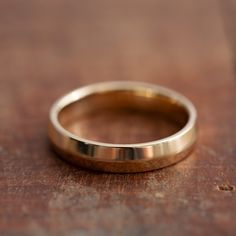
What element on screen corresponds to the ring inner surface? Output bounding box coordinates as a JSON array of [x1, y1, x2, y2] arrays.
[[58, 90, 189, 144]]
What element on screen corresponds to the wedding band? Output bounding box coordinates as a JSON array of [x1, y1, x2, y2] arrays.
[[49, 81, 197, 173]]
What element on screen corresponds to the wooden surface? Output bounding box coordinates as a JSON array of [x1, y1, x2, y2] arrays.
[[1, 0, 236, 235]]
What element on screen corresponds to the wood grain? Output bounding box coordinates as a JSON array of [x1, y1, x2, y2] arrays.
[[0, 0, 236, 235]]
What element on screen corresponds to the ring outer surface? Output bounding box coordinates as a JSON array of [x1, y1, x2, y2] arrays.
[[48, 81, 197, 173]]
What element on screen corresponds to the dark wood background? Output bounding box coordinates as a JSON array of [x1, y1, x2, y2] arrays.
[[1, 0, 236, 235]]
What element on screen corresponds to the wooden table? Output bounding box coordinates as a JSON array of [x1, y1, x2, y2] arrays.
[[1, 0, 236, 235]]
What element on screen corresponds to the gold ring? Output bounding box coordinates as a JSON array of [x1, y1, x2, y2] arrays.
[[49, 81, 197, 173]]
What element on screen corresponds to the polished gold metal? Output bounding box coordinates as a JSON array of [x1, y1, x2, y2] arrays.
[[49, 81, 197, 173]]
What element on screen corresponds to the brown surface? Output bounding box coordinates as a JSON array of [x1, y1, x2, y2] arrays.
[[0, 0, 236, 235]]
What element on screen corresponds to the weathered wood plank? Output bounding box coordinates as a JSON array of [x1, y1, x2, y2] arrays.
[[0, 0, 235, 235]]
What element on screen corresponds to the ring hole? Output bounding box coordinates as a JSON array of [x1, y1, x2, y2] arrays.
[[59, 91, 189, 144], [65, 108, 182, 144]]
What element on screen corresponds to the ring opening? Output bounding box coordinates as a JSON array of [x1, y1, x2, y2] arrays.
[[58, 90, 189, 144]]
